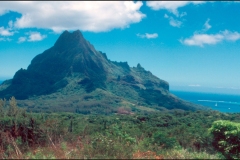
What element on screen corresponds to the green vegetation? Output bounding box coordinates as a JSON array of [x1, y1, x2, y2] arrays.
[[1, 97, 240, 159], [209, 120, 240, 159]]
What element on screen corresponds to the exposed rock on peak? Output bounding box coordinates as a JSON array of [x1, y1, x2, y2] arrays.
[[137, 63, 142, 68]]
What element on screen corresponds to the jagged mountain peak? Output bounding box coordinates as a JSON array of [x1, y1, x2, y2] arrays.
[[55, 30, 84, 42], [53, 30, 93, 53], [28, 30, 107, 74], [0, 30, 205, 113]]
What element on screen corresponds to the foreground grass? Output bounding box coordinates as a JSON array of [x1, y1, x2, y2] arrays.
[[2, 138, 223, 159]]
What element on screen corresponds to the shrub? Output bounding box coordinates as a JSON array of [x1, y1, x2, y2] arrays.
[[152, 131, 178, 150], [209, 120, 240, 159]]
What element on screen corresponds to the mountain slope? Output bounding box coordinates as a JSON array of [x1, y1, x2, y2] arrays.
[[0, 30, 206, 113]]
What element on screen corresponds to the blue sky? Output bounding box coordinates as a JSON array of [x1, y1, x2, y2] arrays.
[[0, 1, 240, 94]]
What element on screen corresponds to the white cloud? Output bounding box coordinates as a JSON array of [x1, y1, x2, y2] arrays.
[[146, 33, 158, 39], [0, 27, 14, 36], [17, 36, 26, 43], [146, 1, 204, 16], [169, 17, 182, 27], [203, 18, 211, 31], [137, 33, 158, 39], [181, 33, 224, 47], [27, 32, 46, 42], [222, 30, 240, 41], [0, 1, 145, 33], [181, 30, 240, 47], [0, 9, 8, 16], [164, 14, 182, 28], [17, 32, 46, 43]]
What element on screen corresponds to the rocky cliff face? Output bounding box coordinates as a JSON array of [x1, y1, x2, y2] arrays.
[[0, 30, 205, 113]]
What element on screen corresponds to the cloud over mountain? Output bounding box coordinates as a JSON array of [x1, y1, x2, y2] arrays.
[[0, 1, 145, 33]]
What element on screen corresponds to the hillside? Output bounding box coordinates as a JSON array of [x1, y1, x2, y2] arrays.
[[0, 30, 206, 114], [0, 99, 238, 159]]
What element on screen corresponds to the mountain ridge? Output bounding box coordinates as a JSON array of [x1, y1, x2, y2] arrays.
[[0, 30, 206, 114]]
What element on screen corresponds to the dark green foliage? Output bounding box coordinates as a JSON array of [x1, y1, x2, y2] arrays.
[[209, 120, 240, 159], [0, 98, 6, 117], [0, 69, 69, 100], [7, 97, 18, 117], [78, 77, 96, 92], [152, 131, 178, 149]]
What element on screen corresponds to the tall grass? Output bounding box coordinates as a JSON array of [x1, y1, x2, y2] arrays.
[[0, 135, 223, 159]]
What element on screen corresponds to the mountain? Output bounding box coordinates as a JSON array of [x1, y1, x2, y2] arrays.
[[0, 30, 206, 114]]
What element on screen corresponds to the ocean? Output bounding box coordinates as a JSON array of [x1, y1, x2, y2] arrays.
[[171, 90, 240, 113]]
